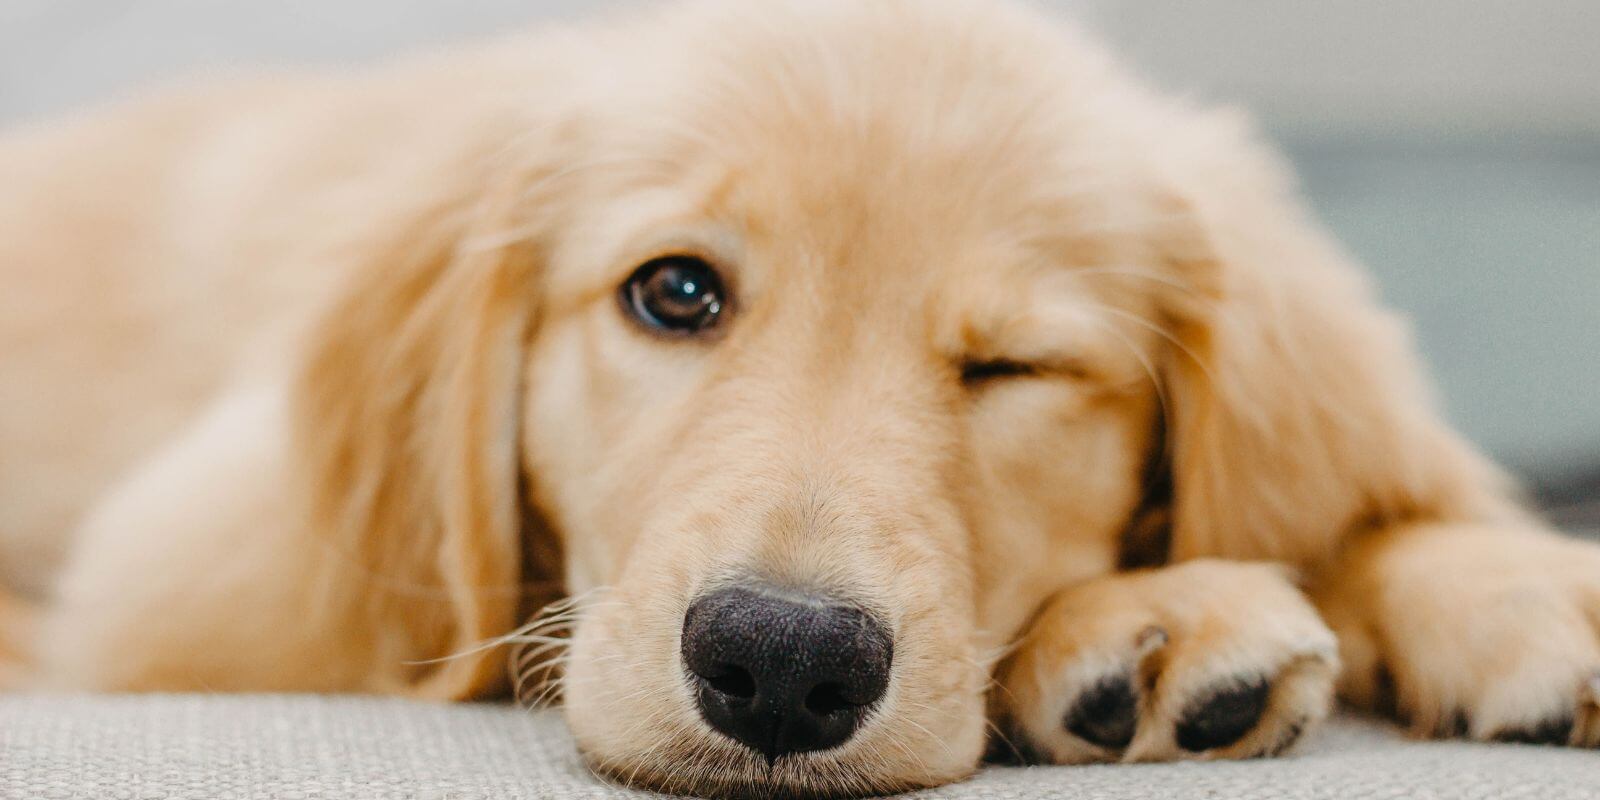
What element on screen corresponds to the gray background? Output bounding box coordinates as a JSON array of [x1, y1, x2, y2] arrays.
[[3, 0, 1597, 518]]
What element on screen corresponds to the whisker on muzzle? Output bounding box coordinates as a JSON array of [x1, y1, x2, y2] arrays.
[[402, 585, 613, 670], [499, 587, 619, 706]]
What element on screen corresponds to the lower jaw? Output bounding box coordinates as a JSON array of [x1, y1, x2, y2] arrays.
[[586, 752, 951, 800]]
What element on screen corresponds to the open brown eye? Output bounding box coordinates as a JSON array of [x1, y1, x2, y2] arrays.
[[619, 256, 729, 335], [959, 359, 1037, 384]]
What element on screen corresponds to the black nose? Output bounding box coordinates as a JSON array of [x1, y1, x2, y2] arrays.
[[681, 585, 893, 761]]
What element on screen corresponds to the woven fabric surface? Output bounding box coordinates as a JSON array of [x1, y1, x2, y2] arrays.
[[3, 693, 1596, 799]]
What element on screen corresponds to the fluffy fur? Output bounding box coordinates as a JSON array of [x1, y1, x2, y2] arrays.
[[2, 0, 1597, 796]]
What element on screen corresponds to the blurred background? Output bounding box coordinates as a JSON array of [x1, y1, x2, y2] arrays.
[[3, 0, 1596, 531]]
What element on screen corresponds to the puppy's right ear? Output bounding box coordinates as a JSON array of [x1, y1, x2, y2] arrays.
[[290, 154, 564, 699]]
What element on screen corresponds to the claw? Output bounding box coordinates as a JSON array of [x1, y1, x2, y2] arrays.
[[1134, 625, 1168, 655]]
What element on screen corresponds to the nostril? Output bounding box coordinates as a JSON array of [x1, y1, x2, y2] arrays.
[[703, 663, 756, 700], [803, 682, 852, 716]]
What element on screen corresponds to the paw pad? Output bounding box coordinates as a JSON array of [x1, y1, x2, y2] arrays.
[[1063, 672, 1138, 749], [1493, 717, 1574, 746], [1175, 677, 1271, 752]]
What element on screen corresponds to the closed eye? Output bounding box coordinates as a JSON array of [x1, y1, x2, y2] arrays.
[[959, 358, 1038, 384]]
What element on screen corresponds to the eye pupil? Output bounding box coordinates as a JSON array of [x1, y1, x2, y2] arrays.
[[621, 256, 729, 334]]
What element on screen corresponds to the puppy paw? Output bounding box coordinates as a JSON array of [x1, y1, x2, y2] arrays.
[[992, 560, 1338, 764], [1316, 524, 1600, 748]]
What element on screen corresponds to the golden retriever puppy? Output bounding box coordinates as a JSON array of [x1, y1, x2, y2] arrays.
[[3, 0, 1598, 796]]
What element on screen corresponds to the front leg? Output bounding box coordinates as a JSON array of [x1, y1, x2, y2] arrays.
[[992, 560, 1339, 764], [1312, 522, 1600, 746], [0, 590, 34, 688]]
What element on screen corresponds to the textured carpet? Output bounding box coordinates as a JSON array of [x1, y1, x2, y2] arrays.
[[4, 693, 1598, 799]]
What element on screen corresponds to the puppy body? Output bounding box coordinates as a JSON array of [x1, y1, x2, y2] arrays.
[[0, 44, 570, 692], [0, 60, 499, 591], [3, 1, 1597, 796]]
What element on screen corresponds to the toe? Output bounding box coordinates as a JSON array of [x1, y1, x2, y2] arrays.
[[1265, 716, 1309, 756], [1175, 676, 1271, 752], [1578, 674, 1600, 747]]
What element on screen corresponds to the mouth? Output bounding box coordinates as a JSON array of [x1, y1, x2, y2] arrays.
[[587, 748, 939, 800]]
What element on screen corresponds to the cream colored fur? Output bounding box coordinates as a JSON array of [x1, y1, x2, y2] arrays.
[[2, 1, 1596, 796]]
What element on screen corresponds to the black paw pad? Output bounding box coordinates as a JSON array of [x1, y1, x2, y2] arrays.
[[1175, 676, 1271, 752], [1064, 672, 1139, 749], [984, 725, 1044, 766], [1494, 717, 1574, 746], [1371, 664, 1399, 719]]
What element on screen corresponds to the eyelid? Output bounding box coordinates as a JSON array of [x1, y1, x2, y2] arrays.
[[958, 356, 1094, 385], [959, 358, 1036, 383], [613, 225, 745, 298]]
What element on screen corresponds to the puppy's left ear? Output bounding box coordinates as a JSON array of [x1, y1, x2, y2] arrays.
[[291, 170, 557, 699], [1144, 114, 1525, 568]]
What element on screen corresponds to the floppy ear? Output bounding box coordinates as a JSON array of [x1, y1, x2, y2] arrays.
[[1147, 119, 1523, 567], [290, 175, 558, 699]]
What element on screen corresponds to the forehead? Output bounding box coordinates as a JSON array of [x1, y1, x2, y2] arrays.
[[547, 0, 1167, 356]]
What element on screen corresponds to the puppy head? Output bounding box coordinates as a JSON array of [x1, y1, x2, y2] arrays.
[[522, 5, 1183, 793], [292, 0, 1503, 796]]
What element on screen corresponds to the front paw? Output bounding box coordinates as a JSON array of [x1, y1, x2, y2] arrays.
[[1316, 524, 1600, 747], [992, 560, 1339, 764]]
